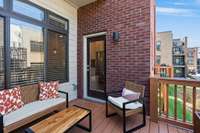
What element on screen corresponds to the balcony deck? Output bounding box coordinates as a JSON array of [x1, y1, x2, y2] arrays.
[[69, 99, 193, 133]]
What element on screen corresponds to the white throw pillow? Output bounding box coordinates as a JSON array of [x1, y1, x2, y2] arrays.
[[121, 88, 141, 101], [122, 88, 140, 96]]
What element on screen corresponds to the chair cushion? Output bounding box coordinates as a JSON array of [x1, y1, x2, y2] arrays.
[[39, 81, 59, 100], [0, 86, 24, 115], [122, 88, 141, 101], [3, 98, 65, 126], [108, 96, 142, 110]]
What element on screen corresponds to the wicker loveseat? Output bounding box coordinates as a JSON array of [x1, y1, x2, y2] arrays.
[[0, 84, 68, 133]]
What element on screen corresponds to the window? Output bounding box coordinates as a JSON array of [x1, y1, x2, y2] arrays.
[[173, 47, 184, 54], [174, 68, 185, 77], [48, 13, 68, 30], [10, 19, 44, 87], [0, 0, 3, 7], [188, 51, 193, 57], [0, 0, 69, 89], [156, 41, 161, 51], [13, 0, 44, 21], [46, 30, 67, 82], [198, 64, 200, 73], [198, 59, 200, 65], [188, 59, 193, 65], [156, 55, 161, 64], [173, 56, 184, 65], [0, 17, 4, 89], [30, 41, 43, 52], [173, 41, 178, 47]]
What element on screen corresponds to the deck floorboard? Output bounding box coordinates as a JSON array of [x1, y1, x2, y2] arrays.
[[69, 99, 193, 133]]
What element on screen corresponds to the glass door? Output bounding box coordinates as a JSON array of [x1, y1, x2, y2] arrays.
[[87, 35, 106, 99]]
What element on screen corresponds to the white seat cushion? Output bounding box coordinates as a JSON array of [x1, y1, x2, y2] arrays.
[[3, 98, 65, 126], [108, 96, 142, 110]]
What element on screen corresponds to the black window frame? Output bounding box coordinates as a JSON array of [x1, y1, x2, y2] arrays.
[[0, 0, 69, 89], [0, 15, 5, 89]]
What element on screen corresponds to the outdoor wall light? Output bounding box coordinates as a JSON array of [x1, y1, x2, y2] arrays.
[[112, 32, 120, 42]]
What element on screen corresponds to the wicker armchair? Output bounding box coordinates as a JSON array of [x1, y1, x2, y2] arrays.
[[106, 81, 146, 133]]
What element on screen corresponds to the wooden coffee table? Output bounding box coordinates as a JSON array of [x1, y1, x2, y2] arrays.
[[25, 105, 92, 133]]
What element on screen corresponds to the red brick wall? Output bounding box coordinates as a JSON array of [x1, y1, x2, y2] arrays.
[[77, 0, 155, 112]]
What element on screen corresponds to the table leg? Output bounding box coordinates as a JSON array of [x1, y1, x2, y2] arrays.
[[76, 111, 92, 132]]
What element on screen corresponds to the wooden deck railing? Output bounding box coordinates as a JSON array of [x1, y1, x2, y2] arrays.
[[150, 77, 200, 129]]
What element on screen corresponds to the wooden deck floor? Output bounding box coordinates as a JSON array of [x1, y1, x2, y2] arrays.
[[69, 99, 193, 133]]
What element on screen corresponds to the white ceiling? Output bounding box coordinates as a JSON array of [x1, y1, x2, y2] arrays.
[[65, 0, 96, 8]]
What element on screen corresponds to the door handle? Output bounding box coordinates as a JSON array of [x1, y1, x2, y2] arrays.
[[87, 65, 90, 71]]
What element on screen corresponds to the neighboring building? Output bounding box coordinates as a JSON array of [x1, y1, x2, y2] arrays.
[[197, 48, 200, 74], [156, 31, 173, 66], [173, 37, 187, 78], [155, 31, 173, 77], [185, 47, 198, 75], [154, 64, 174, 78]]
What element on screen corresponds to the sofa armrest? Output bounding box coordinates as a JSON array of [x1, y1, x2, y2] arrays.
[[0, 114, 3, 133], [58, 90, 68, 108]]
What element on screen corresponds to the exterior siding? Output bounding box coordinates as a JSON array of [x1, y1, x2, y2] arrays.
[[78, 0, 155, 112], [30, 0, 78, 100]]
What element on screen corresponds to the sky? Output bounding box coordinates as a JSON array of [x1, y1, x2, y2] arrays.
[[156, 0, 200, 47]]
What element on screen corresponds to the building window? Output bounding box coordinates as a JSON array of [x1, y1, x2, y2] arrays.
[[173, 47, 184, 55], [0, 0, 3, 7], [10, 18, 44, 87], [0, 17, 4, 89], [13, 0, 44, 21], [156, 55, 161, 64], [173, 41, 178, 47], [198, 59, 200, 65], [188, 51, 193, 57], [30, 41, 43, 52], [46, 30, 67, 82], [156, 41, 161, 51], [188, 59, 193, 65], [198, 66, 200, 74], [174, 67, 185, 77], [173, 56, 184, 65]]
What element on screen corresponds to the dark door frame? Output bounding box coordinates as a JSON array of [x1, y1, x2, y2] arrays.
[[87, 35, 106, 100]]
